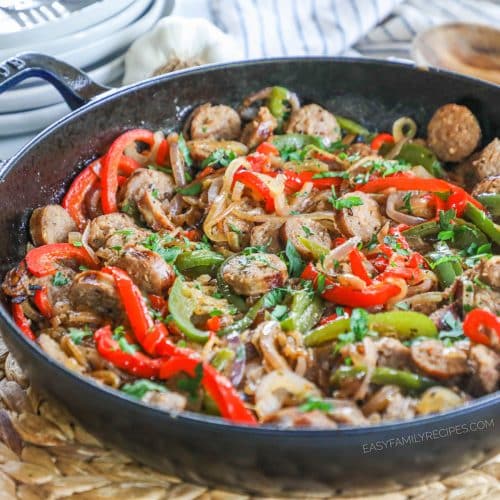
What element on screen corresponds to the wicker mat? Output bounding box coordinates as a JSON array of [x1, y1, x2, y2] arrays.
[[0, 337, 498, 500]]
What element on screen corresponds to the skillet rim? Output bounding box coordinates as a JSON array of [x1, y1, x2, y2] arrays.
[[0, 56, 499, 437]]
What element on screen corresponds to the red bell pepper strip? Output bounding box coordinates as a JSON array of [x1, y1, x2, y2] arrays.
[[445, 189, 468, 217], [463, 309, 500, 347], [155, 139, 169, 166], [349, 249, 372, 285], [159, 353, 256, 424], [256, 142, 279, 156], [196, 166, 215, 180], [301, 263, 401, 308], [62, 160, 100, 230], [206, 316, 222, 332], [33, 288, 53, 318], [148, 294, 167, 313], [25, 243, 97, 277], [94, 325, 162, 378], [102, 266, 170, 357], [246, 152, 272, 173], [233, 170, 275, 213], [319, 307, 352, 325], [101, 129, 155, 214], [118, 155, 142, 175], [11, 303, 35, 340], [359, 174, 484, 212], [370, 133, 394, 151]]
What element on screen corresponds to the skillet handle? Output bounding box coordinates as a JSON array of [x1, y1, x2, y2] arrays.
[[0, 52, 111, 110]]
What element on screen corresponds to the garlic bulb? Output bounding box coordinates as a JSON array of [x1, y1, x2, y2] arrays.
[[123, 16, 243, 85]]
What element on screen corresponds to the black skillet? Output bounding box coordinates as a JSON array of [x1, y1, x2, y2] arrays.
[[0, 53, 498, 497]]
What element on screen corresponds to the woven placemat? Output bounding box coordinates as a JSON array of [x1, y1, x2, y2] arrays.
[[0, 336, 498, 500]]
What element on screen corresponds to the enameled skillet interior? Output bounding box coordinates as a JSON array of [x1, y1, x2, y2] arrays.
[[0, 58, 498, 496]]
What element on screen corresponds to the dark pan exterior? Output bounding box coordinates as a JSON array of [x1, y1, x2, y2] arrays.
[[0, 58, 498, 496]]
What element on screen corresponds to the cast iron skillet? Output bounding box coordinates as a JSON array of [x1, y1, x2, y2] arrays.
[[0, 53, 498, 497]]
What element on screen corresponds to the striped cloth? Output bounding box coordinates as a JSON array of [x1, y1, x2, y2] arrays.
[[173, 0, 500, 60]]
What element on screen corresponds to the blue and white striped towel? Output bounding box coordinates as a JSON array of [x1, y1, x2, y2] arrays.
[[174, 0, 500, 60]]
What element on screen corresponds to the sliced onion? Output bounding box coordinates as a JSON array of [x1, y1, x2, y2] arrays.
[[323, 236, 361, 274], [167, 133, 186, 187], [385, 137, 409, 160], [227, 333, 246, 387], [354, 337, 377, 401], [223, 157, 248, 194], [124, 142, 150, 166], [150, 130, 165, 165], [81, 222, 101, 266], [290, 181, 313, 212], [392, 117, 417, 142], [386, 192, 426, 226], [337, 273, 366, 290], [385, 277, 408, 309], [257, 321, 290, 372], [411, 165, 434, 179], [207, 177, 222, 203], [268, 174, 290, 217]]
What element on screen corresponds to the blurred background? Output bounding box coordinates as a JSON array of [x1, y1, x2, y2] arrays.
[[0, 0, 498, 159]]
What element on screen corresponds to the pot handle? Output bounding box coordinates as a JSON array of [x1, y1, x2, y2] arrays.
[[0, 52, 111, 110]]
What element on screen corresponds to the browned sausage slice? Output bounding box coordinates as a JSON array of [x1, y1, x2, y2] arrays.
[[281, 218, 331, 259], [468, 344, 500, 395], [427, 104, 481, 162], [471, 175, 500, 198], [250, 222, 282, 253], [471, 139, 500, 180], [221, 253, 288, 296], [190, 103, 241, 140], [69, 270, 121, 319], [480, 256, 500, 289], [335, 191, 383, 242], [114, 245, 175, 295], [240, 106, 278, 149], [187, 140, 248, 162], [30, 205, 77, 246], [286, 104, 341, 144], [87, 213, 137, 249], [410, 339, 468, 379]]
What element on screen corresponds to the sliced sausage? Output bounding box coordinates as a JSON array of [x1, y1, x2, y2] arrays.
[[30, 205, 77, 246], [240, 106, 278, 149], [87, 213, 137, 249], [136, 191, 175, 231], [410, 339, 468, 379], [468, 344, 500, 395], [480, 256, 500, 289], [335, 191, 383, 242], [118, 168, 175, 212], [286, 104, 341, 144], [223, 214, 252, 251], [187, 140, 248, 162], [281, 218, 331, 259], [471, 175, 500, 198], [374, 337, 412, 371], [113, 245, 175, 295], [190, 103, 241, 140], [221, 253, 288, 296], [250, 222, 282, 253], [346, 142, 373, 158], [70, 270, 121, 319], [471, 139, 500, 180], [427, 104, 481, 162]]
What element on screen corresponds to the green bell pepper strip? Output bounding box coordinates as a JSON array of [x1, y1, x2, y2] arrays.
[[266, 86, 289, 127], [175, 249, 225, 278], [210, 348, 235, 371], [304, 311, 438, 347], [168, 278, 210, 344], [330, 365, 436, 392], [280, 290, 324, 333], [298, 236, 330, 261], [475, 193, 500, 218], [271, 134, 329, 152], [426, 250, 462, 289], [219, 294, 266, 337], [335, 115, 371, 137], [464, 202, 500, 245], [395, 143, 446, 178], [403, 219, 489, 249]]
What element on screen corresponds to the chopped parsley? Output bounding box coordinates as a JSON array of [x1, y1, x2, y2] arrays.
[[177, 133, 193, 167], [177, 182, 202, 196], [439, 209, 456, 231], [118, 337, 140, 354], [209, 309, 223, 317], [299, 396, 333, 413], [116, 228, 135, 240], [438, 230, 454, 241], [201, 148, 237, 168], [271, 304, 288, 320], [383, 235, 410, 256], [177, 362, 203, 401], [302, 225, 313, 237], [331, 194, 364, 211], [228, 223, 242, 235], [284, 241, 305, 277], [312, 171, 349, 180], [121, 200, 138, 217], [67, 326, 92, 345], [78, 265, 89, 272], [402, 192, 413, 214], [122, 380, 167, 399], [263, 288, 288, 308], [151, 188, 160, 199], [334, 308, 371, 353], [141, 233, 182, 264], [438, 311, 465, 345], [52, 271, 69, 287]]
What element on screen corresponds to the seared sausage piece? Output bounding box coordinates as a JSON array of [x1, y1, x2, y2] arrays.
[[410, 339, 468, 379], [190, 103, 241, 140], [480, 256, 500, 289], [221, 253, 288, 296], [468, 344, 500, 395], [471, 175, 500, 198], [87, 213, 137, 249], [286, 104, 341, 144], [250, 222, 282, 253], [70, 270, 121, 319], [240, 106, 278, 149], [281, 218, 331, 259], [30, 205, 77, 246], [113, 246, 175, 295], [471, 139, 500, 180], [374, 338, 412, 371], [346, 143, 373, 158], [187, 140, 248, 162], [119, 168, 175, 208], [335, 191, 383, 242], [427, 104, 481, 162]]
